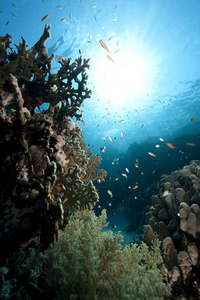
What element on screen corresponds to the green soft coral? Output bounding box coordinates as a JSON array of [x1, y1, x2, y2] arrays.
[[24, 209, 171, 299]]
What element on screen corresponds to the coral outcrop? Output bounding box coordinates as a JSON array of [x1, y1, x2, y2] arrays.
[[0, 25, 106, 264], [143, 160, 200, 299]]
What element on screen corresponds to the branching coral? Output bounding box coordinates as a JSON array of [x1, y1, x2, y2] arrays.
[[0, 26, 104, 263]]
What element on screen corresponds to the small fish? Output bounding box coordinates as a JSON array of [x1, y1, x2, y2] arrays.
[[10, 12, 16, 17], [112, 225, 117, 228], [150, 206, 155, 210], [105, 108, 110, 114], [158, 189, 162, 196], [190, 117, 194, 123], [96, 123, 100, 127], [107, 55, 115, 63], [99, 40, 111, 53], [114, 49, 120, 54], [6, 21, 9, 26], [140, 171, 144, 175], [60, 17, 66, 22], [125, 168, 129, 173], [97, 9, 102, 13], [107, 190, 113, 197], [104, 115, 109, 123], [119, 120, 125, 123], [39, 14, 49, 25], [133, 185, 138, 190], [121, 132, 123, 137], [90, 5, 96, 7], [136, 159, 139, 163], [108, 136, 113, 142], [11, 4, 17, 8], [152, 170, 155, 174], [135, 163, 139, 168], [166, 142, 175, 150], [162, 190, 169, 197], [159, 138, 164, 142], [148, 152, 156, 157], [69, 12, 72, 19], [57, 6, 63, 9], [115, 178, 119, 181], [82, 121, 85, 128], [108, 37, 113, 41], [156, 182, 159, 189], [107, 202, 112, 206], [182, 233, 188, 246], [141, 124, 145, 128], [155, 144, 160, 148], [161, 174, 168, 178], [186, 143, 195, 146], [58, 56, 64, 61], [122, 173, 128, 178], [103, 137, 106, 141], [115, 3, 119, 9]]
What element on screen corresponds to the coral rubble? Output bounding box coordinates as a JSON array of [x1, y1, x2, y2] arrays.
[[143, 160, 200, 299], [0, 25, 106, 264]]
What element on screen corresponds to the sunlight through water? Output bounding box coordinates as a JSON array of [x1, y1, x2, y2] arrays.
[[94, 51, 147, 108]]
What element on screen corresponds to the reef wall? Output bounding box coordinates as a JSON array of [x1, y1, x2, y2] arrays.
[[0, 25, 106, 264], [143, 160, 200, 299]]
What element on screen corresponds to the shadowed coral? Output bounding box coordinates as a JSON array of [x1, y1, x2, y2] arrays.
[[0, 25, 104, 262]]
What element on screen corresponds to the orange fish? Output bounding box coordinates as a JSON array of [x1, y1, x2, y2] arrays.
[[161, 174, 168, 178], [60, 17, 66, 22], [190, 117, 194, 123], [182, 233, 188, 246], [99, 39, 111, 53], [150, 206, 155, 210], [133, 185, 138, 190], [186, 143, 195, 146], [107, 55, 115, 63], [156, 182, 159, 189], [58, 56, 64, 61], [148, 152, 156, 157], [39, 14, 49, 25], [166, 142, 175, 150], [158, 189, 162, 196], [82, 121, 85, 128], [152, 170, 155, 174]]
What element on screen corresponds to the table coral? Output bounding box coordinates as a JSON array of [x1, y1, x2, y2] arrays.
[[0, 25, 105, 264]]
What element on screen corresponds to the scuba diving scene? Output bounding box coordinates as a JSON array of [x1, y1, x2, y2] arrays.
[[0, 0, 200, 299]]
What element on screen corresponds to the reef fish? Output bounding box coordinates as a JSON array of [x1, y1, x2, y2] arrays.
[[133, 185, 138, 190], [107, 190, 113, 197], [186, 142, 195, 146], [122, 173, 128, 178], [60, 18, 66, 22], [150, 206, 155, 210], [99, 39, 111, 53], [107, 55, 115, 63], [39, 14, 49, 25], [148, 152, 156, 157], [166, 142, 175, 150], [190, 117, 194, 123]]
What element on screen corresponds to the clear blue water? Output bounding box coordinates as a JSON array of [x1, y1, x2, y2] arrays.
[[1, 0, 200, 240]]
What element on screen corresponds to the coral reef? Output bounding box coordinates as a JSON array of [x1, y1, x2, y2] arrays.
[[0, 25, 106, 264], [0, 209, 171, 299], [143, 160, 200, 299]]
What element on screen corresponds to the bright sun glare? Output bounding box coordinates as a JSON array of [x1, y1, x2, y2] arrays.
[[94, 51, 147, 107]]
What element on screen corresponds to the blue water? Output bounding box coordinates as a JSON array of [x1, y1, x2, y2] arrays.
[[1, 0, 200, 241]]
